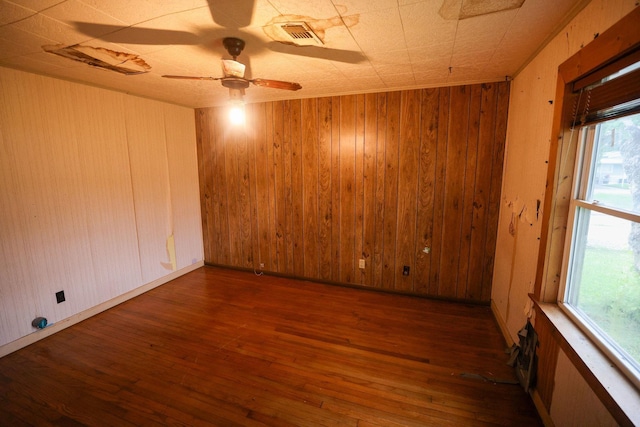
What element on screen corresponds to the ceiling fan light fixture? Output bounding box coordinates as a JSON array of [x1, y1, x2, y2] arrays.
[[228, 88, 245, 126]]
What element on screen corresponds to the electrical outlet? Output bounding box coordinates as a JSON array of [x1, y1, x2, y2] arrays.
[[259, 262, 265, 269], [402, 266, 410, 276], [358, 259, 365, 269], [56, 290, 65, 304]]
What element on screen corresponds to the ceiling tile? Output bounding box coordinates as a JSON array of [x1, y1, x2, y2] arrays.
[[0, 0, 588, 108], [76, 0, 210, 26], [332, 0, 398, 15], [399, 2, 457, 48], [379, 72, 415, 87], [11, 12, 90, 46], [267, 0, 339, 18], [347, 8, 405, 52], [0, 1, 37, 26], [8, 0, 64, 12]]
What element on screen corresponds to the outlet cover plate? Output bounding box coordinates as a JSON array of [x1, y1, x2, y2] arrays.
[[56, 290, 65, 304]]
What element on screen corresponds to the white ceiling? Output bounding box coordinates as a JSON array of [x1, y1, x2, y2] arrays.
[[0, 0, 587, 108]]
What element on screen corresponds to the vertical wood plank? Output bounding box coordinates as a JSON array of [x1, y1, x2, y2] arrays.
[[534, 310, 560, 412], [236, 122, 253, 268], [318, 97, 333, 281], [253, 103, 272, 270], [467, 83, 498, 301], [246, 104, 261, 270], [340, 95, 357, 284], [331, 96, 342, 282], [438, 85, 470, 298], [373, 93, 387, 289], [429, 88, 449, 295], [457, 84, 482, 299], [482, 81, 510, 302], [282, 100, 294, 273], [302, 98, 320, 278], [395, 90, 421, 291], [195, 110, 212, 263], [265, 102, 279, 270], [362, 93, 378, 287], [382, 91, 401, 290], [354, 94, 366, 285], [415, 88, 440, 294], [290, 99, 305, 276], [273, 101, 286, 272], [213, 107, 230, 266], [224, 120, 242, 267]]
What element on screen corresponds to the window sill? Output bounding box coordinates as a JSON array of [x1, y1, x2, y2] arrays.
[[531, 297, 640, 426]]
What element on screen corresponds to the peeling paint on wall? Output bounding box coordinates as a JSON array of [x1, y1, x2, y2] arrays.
[[161, 234, 177, 271]]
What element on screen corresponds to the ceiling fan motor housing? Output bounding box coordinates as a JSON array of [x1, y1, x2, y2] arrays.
[[221, 77, 250, 90]]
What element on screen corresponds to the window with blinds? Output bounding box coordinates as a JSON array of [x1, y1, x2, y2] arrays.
[[558, 51, 640, 387]]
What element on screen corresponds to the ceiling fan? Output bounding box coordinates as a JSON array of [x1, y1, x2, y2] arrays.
[[162, 37, 302, 94]]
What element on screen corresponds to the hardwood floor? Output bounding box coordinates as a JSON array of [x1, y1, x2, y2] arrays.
[[0, 267, 542, 426]]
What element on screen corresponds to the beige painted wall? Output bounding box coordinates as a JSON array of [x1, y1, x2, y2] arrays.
[[492, 0, 638, 424], [0, 67, 203, 349], [492, 0, 637, 343]]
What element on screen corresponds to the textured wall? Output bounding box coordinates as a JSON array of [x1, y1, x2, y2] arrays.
[[491, 0, 639, 425], [0, 67, 203, 348]]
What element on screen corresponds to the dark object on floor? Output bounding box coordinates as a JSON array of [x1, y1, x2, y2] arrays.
[[508, 320, 538, 391]]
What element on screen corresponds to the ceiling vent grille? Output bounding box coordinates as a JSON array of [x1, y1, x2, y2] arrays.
[[279, 22, 323, 46]]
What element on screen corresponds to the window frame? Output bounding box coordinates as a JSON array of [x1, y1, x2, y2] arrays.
[[557, 118, 640, 389], [531, 8, 640, 425]]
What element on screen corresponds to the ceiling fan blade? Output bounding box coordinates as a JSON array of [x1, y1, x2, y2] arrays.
[[207, 0, 255, 29], [163, 75, 222, 81], [72, 22, 200, 45], [265, 42, 367, 64], [251, 79, 302, 91]]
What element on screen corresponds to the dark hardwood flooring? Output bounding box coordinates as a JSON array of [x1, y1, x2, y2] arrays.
[[0, 266, 542, 426]]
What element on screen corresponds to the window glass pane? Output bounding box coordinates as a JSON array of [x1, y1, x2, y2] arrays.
[[568, 208, 640, 367], [588, 112, 640, 214]]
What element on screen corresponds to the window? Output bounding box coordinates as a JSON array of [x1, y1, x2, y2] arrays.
[[560, 105, 640, 387]]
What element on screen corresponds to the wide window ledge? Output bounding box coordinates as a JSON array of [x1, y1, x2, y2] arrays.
[[531, 297, 640, 426]]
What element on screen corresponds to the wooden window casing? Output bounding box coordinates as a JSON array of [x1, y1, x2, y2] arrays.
[[532, 7, 640, 427]]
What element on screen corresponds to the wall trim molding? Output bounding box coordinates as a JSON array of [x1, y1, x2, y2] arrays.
[[531, 389, 555, 427], [490, 299, 515, 347], [0, 261, 204, 358]]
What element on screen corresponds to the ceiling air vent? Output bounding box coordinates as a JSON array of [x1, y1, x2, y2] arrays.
[[278, 22, 323, 46]]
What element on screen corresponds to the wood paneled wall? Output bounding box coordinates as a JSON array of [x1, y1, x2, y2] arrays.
[[196, 82, 509, 301]]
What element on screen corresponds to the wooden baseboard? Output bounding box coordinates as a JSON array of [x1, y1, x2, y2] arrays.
[[490, 299, 515, 347], [531, 389, 555, 427], [0, 261, 204, 358]]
